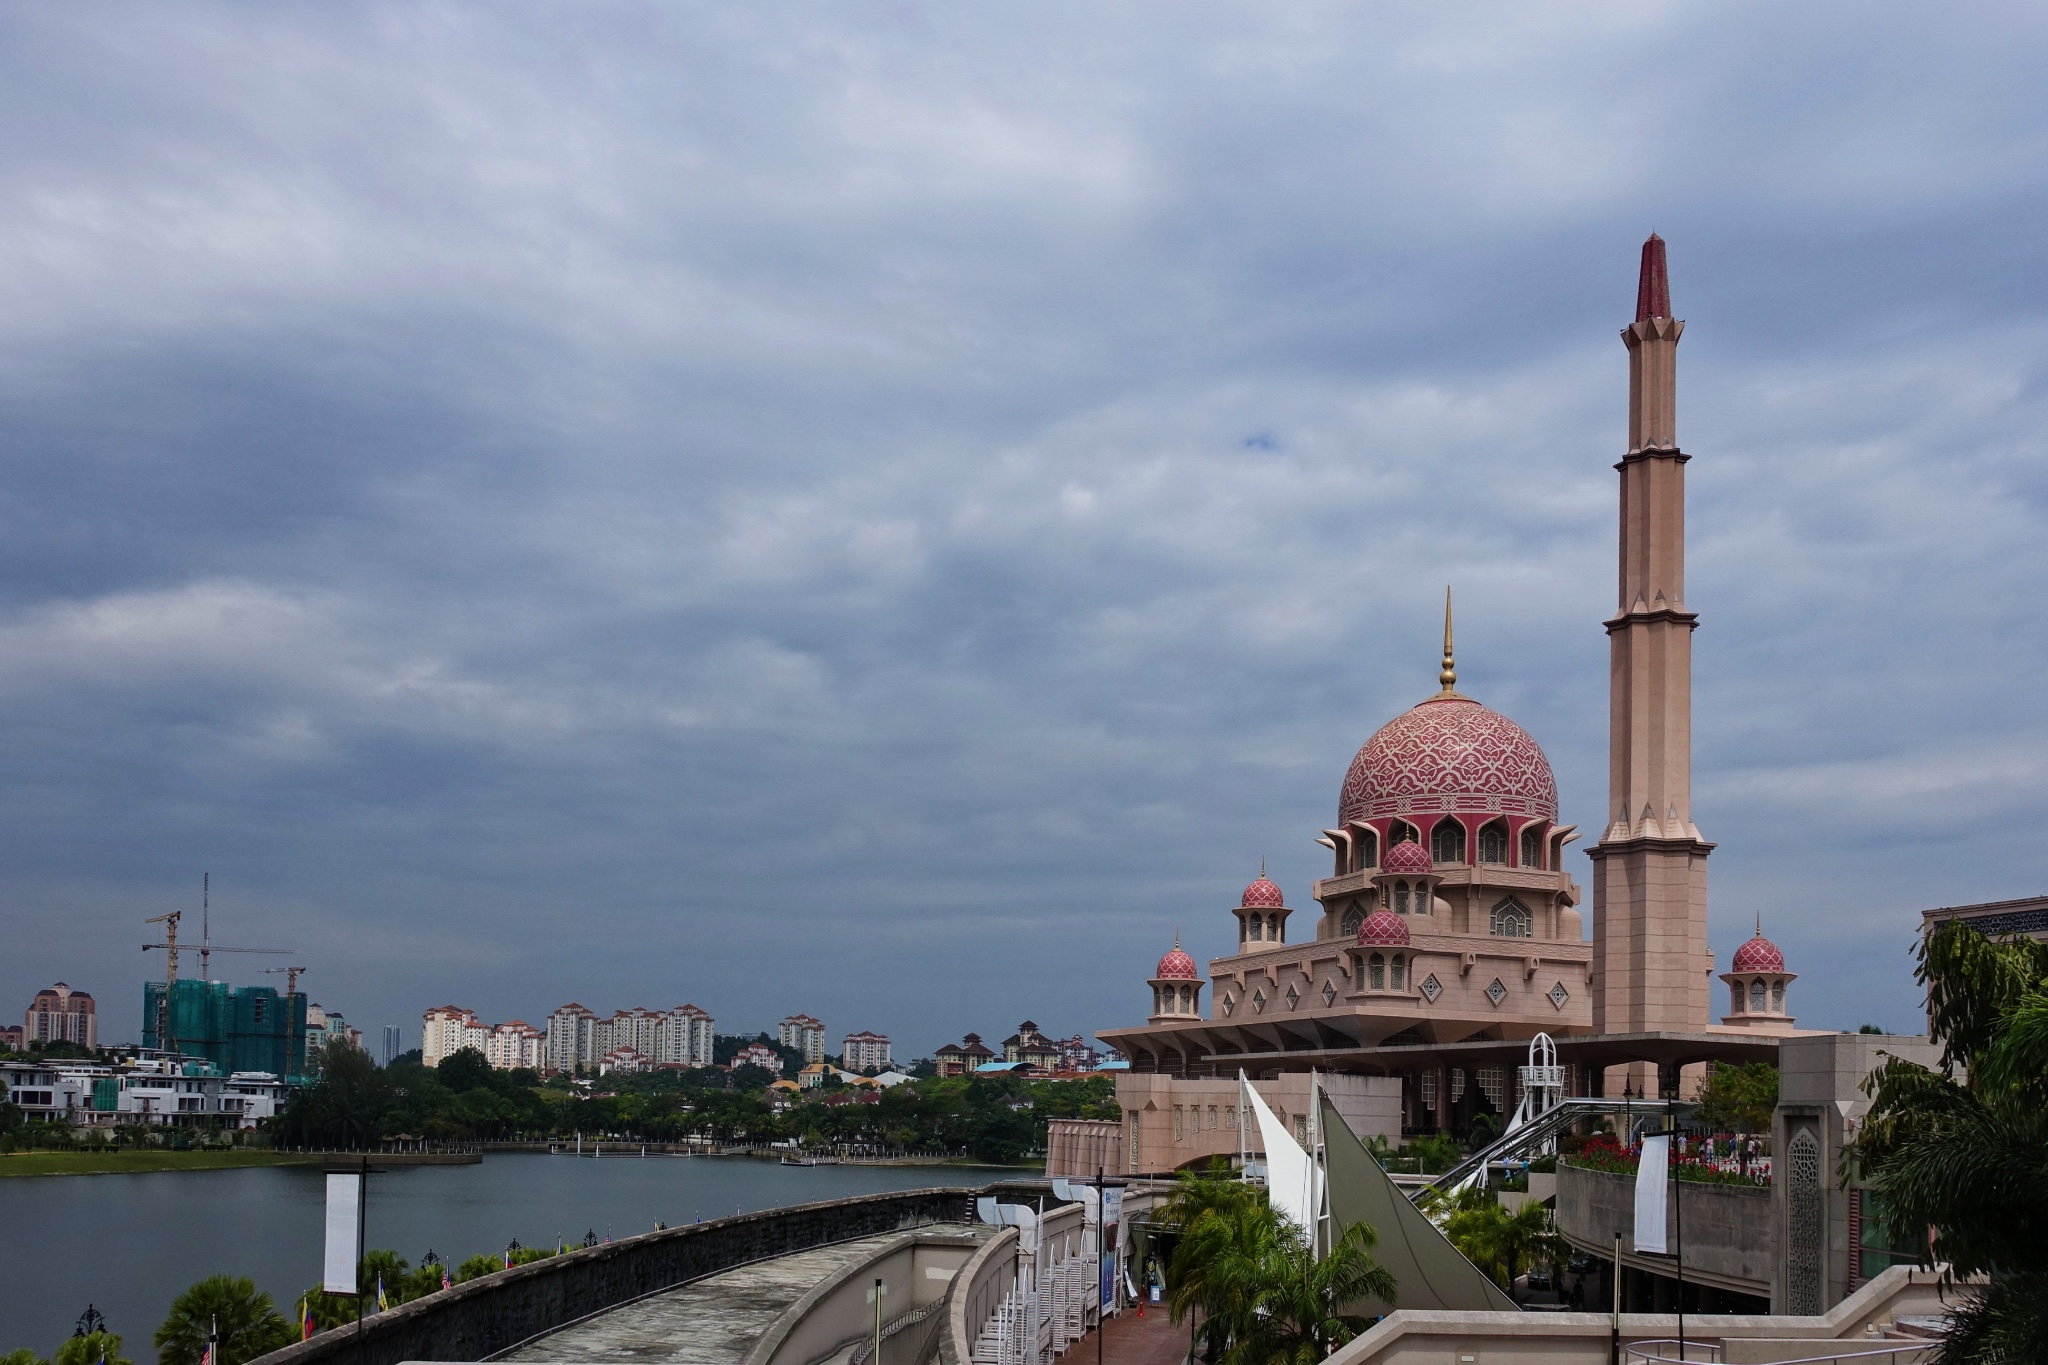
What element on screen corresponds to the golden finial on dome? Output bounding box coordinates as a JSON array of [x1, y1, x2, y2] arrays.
[[1437, 585, 1462, 697]]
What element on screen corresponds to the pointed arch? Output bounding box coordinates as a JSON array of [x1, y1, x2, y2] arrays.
[[1477, 819, 1509, 865], [1489, 898, 1532, 938], [1431, 818, 1466, 865]]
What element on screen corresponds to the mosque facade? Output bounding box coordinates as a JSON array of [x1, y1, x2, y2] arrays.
[[1098, 237, 1811, 1160]]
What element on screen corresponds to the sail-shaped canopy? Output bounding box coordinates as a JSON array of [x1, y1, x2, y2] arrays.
[[1319, 1092, 1518, 1314]]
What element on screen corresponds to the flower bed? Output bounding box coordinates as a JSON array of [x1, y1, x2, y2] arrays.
[[1560, 1134, 1768, 1187]]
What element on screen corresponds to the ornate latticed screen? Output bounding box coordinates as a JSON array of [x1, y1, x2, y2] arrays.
[[1787, 1128, 1824, 1313]]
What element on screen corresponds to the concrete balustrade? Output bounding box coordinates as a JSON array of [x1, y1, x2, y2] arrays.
[[248, 1187, 974, 1365], [739, 1229, 988, 1365]]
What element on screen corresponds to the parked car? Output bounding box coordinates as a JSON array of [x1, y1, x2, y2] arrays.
[[1566, 1251, 1598, 1275]]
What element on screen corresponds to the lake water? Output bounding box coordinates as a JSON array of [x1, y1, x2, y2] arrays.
[[0, 1154, 1003, 1363]]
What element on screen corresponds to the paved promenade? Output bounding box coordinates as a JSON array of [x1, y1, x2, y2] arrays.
[[506, 1232, 914, 1365]]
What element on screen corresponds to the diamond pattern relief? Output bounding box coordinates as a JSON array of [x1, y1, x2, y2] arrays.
[[1285, 985, 1300, 1010], [1321, 981, 1337, 1007], [1485, 977, 1507, 1006], [1549, 981, 1570, 1009], [1251, 989, 1266, 1014], [1419, 973, 1442, 1002], [1340, 697, 1558, 823]]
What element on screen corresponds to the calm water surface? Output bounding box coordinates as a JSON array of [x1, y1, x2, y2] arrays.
[[0, 1154, 1001, 1362]]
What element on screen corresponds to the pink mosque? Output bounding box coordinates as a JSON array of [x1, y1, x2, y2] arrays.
[[1096, 237, 1818, 1172]]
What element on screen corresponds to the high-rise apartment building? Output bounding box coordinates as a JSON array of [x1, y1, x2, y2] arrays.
[[841, 1030, 891, 1073], [658, 1004, 715, 1067], [25, 983, 97, 1049], [421, 1005, 488, 1067], [778, 1014, 825, 1064], [486, 1020, 545, 1071], [546, 1003, 598, 1073]]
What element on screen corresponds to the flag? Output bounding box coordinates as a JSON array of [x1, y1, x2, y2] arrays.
[[1634, 1134, 1670, 1254], [504, 1248, 513, 1269], [441, 1268, 452, 1292], [376, 1274, 388, 1313], [301, 1297, 314, 1341]]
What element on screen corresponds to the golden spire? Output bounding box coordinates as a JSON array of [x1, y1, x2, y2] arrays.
[[1437, 585, 1462, 697]]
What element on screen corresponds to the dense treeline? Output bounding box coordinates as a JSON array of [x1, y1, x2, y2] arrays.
[[276, 1044, 1118, 1162]]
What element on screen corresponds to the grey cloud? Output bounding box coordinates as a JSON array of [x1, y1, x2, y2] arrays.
[[2, 2, 2046, 1049]]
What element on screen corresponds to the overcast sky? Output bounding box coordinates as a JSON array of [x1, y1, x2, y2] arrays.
[[3, 2, 2045, 1057]]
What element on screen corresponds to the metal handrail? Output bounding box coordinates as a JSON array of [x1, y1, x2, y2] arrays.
[[1626, 1339, 1934, 1365]]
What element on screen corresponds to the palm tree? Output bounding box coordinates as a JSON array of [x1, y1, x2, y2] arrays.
[[1847, 921, 2048, 1365], [1158, 1165, 1267, 1361], [1216, 1220, 1397, 1365], [154, 1276, 295, 1365], [54, 1334, 130, 1365]]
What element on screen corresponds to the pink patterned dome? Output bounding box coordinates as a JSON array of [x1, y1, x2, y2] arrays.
[[1381, 840, 1433, 875], [1731, 934, 1785, 973], [1340, 696, 1557, 825], [1240, 876, 1284, 909], [1154, 942, 1200, 980], [1357, 908, 1411, 946]]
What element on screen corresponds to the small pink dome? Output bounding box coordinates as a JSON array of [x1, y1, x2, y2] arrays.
[[1240, 876, 1284, 909], [1357, 908, 1411, 946], [1381, 841, 1433, 875], [1155, 946, 1200, 980], [1731, 935, 1785, 973]]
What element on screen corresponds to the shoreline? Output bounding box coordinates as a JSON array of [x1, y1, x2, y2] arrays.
[[0, 1149, 320, 1178]]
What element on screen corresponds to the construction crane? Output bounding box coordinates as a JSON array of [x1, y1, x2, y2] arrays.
[[144, 881, 293, 1058], [263, 966, 308, 997]]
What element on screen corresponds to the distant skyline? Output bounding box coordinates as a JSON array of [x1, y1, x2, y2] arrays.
[[5, 4, 2048, 1056]]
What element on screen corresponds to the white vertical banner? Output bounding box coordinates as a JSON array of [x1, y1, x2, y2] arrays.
[[1633, 1135, 1669, 1255], [324, 1174, 362, 1294]]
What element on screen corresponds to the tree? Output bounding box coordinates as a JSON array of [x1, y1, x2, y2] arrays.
[[1697, 1062, 1778, 1133], [55, 1334, 130, 1365], [454, 1254, 502, 1283], [1157, 1165, 1396, 1364], [1847, 921, 2048, 1365], [434, 1048, 493, 1094], [154, 1276, 295, 1365], [1, 1350, 49, 1365]]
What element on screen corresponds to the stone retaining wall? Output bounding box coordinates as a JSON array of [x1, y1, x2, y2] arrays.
[[247, 1187, 975, 1365]]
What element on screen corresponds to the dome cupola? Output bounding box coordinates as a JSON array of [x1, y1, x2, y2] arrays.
[[1148, 933, 1205, 1022], [1720, 916, 1796, 1032], [1232, 862, 1292, 952], [1381, 841, 1432, 876], [1356, 908, 1411, 946]]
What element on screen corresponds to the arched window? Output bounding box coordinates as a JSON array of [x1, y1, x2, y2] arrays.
[[1154, 987, 1165, 1015], [1355, 958, 1367, 991], [1478, 821, 1508, 865], [1414, 884, 1432, 913], [1248, 916, 1262, 942], [1355, 828, 1378, 870], [1489, 899, 1532, 938], [1771, 980, 1785, 1012], [1391, 956, 1406, 990], [1730, 981, 1745, 1014], [1340, 905, 1365, 937], [1368, 953, 1385, 990], [1268, 915, 1281, 942], [1750, 979, 1767, 1013], [1520, 825, 1545, 869], [1432, 819, 1467, 865], [1180, 985, 1193, 1013], [1395, 882, 1410, 915]]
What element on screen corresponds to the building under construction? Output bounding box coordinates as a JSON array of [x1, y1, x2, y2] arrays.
[[142, 979, 308, 1079]]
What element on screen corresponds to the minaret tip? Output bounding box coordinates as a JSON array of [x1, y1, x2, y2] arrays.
[[1437, 585, 1461, 697], [1635, 234, 1671, 322]]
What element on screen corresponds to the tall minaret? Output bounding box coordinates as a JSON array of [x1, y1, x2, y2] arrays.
[[1589, 235, 1715, 1058]]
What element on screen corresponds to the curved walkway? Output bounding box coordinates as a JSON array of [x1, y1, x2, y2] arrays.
[[506, 1229, 980, 1365]]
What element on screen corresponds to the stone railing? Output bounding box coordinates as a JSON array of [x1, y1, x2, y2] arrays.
[[1556, 1160, 1775, 1299], [739, 1229, 987, 1365], [247, 1187, 974, 1365], [938, 1226, 1021, 1365], [1323, 1266, 1961, 1365]]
